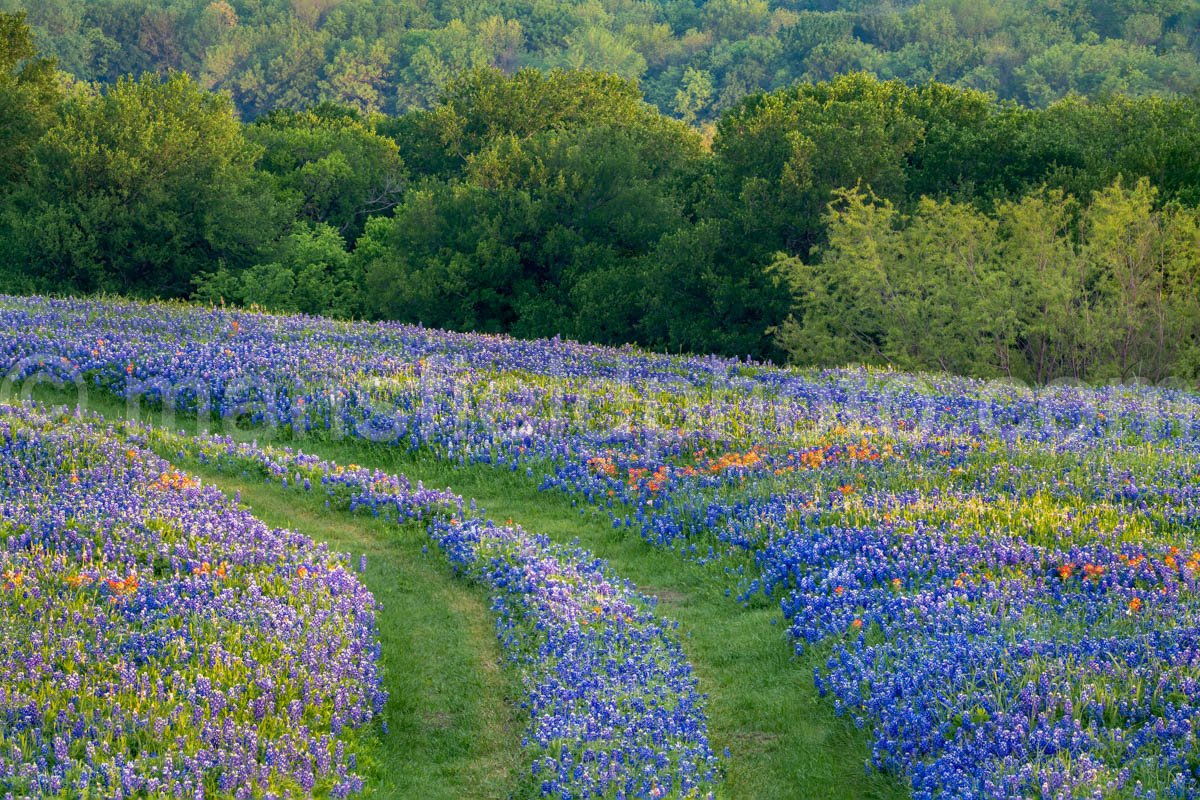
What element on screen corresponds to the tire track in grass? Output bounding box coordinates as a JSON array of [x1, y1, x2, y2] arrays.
[[304, 442, 911, 800], [42, 386, 908, 799], [183, 466, 529, 800]]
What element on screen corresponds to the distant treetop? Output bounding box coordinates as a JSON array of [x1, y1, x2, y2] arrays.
[[5, 0, 1199, 121]]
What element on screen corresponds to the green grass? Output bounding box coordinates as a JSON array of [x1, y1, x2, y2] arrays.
[[306, 440, 908, 800], [190, 466, 529, 800], [36, 389, 910, 799]]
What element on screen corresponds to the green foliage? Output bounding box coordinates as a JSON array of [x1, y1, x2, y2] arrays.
[[994, 190, 1086, 384], [249, 102, 407, 241], [4, 0, 1200, 122], [712, 72, 924, 259], [4, 11, 1200, 379], [357, 93, 703, 341], [772, 187, 897, 368], [0, 11, 62, 186], [673, 67, 714, 125], [2, 71, 288, 297], [776, 178, 1200, 382], [1081, 178, 1200, 381], [639, 218, 792, 359], [385, 67, 681, 180], [1005, 95, 1200, 206], [195, 223, 363, 317]]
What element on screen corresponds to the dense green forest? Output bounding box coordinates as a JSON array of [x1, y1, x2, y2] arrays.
[[3, 0, 1199, 120], [1, 8, 1200, 383]]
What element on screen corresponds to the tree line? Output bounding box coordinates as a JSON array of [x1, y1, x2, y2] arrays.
[[3, 0, 1199, 122], [2, 10, 1200, 383], [775, 181, 1200, 383]]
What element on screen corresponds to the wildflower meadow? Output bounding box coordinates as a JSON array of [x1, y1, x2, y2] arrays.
[[4, 295, 1200, 798]]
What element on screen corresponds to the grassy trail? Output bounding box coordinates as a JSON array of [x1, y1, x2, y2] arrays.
[[253, 438, 909, 800], [184, 465, 528, 800], [44, 389, 909, 798]]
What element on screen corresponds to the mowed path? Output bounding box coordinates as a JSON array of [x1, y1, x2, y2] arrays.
[[274, 438, 910, 800], [54, 387, 908, 799], [184, 464, 529, 800]]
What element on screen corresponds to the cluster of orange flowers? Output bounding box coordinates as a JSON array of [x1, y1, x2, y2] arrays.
[[587, 456, 618, 477], [65, 572, 93, 588], [774, 440, 897, 477], [844, 441, 882, 461], [1056, 562, 1109, 581], [644, 465, 671, 492], [154, 471, 200, 492], [296, 564, 339, 579], [1051, 550, 1200, 616], [192, 561, 229, 579], [106, 573, 139, 598], [1159, 546, 1200, 571], [1113, 548, 1200, 573], [3, 568, 24, 590], [675, 449, 765, 479], [703, 450, 762, 474], [799, 448, 827, 468], [624, 464, 673, 492], [772, 448, 826, 476]]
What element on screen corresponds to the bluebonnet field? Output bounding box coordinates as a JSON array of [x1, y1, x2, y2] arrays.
[[5, 294, 1200, 797], [0, 403, 386, 798], [0, 297, 721, 800], [135, 426, 721, 799]]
